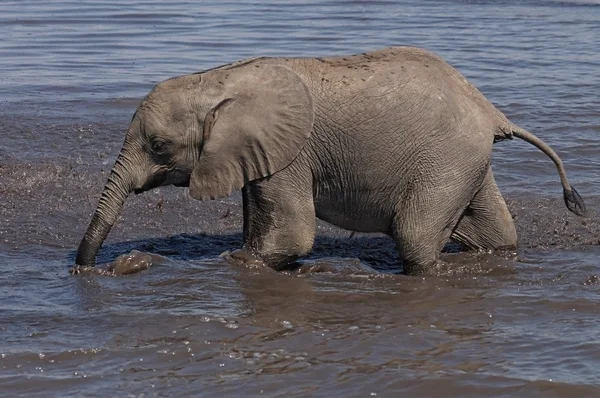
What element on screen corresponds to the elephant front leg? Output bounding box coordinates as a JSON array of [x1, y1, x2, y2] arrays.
[[450, 169, 517, 251], [237, 167, 316, 269]]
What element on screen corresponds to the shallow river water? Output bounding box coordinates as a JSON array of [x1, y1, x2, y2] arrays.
[[1, 1, 600, 397]]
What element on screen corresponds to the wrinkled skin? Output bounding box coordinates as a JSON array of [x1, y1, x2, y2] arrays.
[[74, 46, 585, 276]]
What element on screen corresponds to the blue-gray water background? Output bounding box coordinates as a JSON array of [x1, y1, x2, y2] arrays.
[[1, 1, 600, 397]]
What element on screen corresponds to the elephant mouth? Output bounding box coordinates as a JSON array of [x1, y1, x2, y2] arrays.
[[173, 177, 190, 188], [134, 173, 167, 195], [134, 173, 190, 194]]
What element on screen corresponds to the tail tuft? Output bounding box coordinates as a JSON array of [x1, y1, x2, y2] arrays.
[[563, 186, 586, 217]]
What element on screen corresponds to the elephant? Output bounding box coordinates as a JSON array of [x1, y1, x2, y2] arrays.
[[73, 46, 585, 276]]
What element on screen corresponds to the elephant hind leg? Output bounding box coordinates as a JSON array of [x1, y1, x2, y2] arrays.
[[451, 169, 517, 251], [393, 223, 452, 276], [392, 187, 471, 276]]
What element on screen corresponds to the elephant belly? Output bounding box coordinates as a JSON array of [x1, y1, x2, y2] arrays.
[[314, 194, 393, 234]]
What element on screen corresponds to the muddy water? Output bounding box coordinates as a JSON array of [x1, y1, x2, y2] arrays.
[[1, 1, 600, 396]]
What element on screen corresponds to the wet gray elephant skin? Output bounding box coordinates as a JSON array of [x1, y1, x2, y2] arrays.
[[74, 46, 585, 276]]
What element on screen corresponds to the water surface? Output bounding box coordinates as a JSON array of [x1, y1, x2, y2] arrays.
[[1, 1, 600, 396]]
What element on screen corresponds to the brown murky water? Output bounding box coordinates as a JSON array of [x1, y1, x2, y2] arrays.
[[1, 1, 600, 397]]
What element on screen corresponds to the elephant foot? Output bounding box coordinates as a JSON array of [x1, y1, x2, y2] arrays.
[[401, 262, 438, 277], [220, 249, 271, 269]]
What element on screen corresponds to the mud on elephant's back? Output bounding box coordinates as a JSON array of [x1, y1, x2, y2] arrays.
[[70, 250, 167, 276]]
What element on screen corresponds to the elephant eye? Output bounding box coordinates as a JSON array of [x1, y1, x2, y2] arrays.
[[151, 139, 168, 154]]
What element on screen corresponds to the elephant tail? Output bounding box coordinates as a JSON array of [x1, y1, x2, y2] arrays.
[[508, 124, 586, 217]]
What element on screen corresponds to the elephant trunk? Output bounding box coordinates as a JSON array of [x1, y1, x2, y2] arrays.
[[76, 154, 134, 266]]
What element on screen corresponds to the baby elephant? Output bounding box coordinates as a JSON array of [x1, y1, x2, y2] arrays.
[[74, 46, 585, 276]]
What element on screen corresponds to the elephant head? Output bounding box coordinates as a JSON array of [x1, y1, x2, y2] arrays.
[[75, 64, 314, 266]]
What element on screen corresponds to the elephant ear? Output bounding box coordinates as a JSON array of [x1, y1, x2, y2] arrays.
[[189, 64, 314, 200]]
